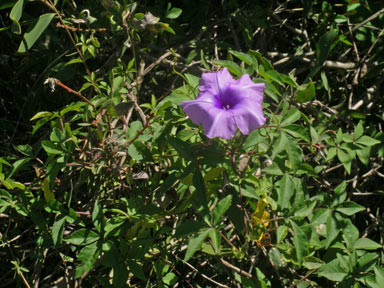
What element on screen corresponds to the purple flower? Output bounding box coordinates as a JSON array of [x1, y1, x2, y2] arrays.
[[181, 68, 266, 139]]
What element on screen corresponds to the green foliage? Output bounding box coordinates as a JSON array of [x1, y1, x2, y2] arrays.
[[1, 0, 383, 287]]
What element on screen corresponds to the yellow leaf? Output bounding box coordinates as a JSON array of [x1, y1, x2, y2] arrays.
[[251, 198, 270, 228], [42, 177, 55, 201]]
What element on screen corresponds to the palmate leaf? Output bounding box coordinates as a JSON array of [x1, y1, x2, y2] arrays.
[[64, 228, 99, 246], [353, 238, 382, 251], [336, 201, 365, 216], [75, 242, 101, 279], [209, 229, 221, 254], [337, 147, 355, 174], [52, 215, 66, 246], [326, 212, 339, 249], [277, 174, 294, 210], [356, 135, 381, 146], [280, 108, 301, 126], [294, 80, 315, 103], [290, 220, 306, 264], [168, 136, 194, 162], [306, 29, 338, 80], [212, 194, 232, 225], [184, 229, 211, 261], [317, 258, 348, 282], [192, 165, 208, 211], [271, 132, 302, 171], [229, 50, 257, 66], [212, 60, 245, 77]]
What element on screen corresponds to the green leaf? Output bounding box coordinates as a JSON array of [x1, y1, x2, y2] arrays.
[[229, 50, 257, 66], [128, 121, 143, 140], [278, 174, 294, 210], [317, 29, 338, 65], [166, 7, 182, 19], [306, 29, 338, 80], [357, 252, 379, 273], [353, 238, 381, 250], [290, 220, 306, 264], [282, 124, 309, 141], [18, 13, 55, 52], [52, 215, 66, 246], [259, 68, 283, 86], [127, 260, 147, 281], [204, 167, 226, 181], [303, 256, 324, 270], [281, 108, 301, 126], [92, 201, 105, 234], [354, 121, 364, 140], [0, 0, 18, 10], [174, 221, 206, 238], [276, 225, 288, 243], [157, 173, 178, 196], [337, 148, 354, 174], [128, 142, 143, 161], [243, 129, 264, 148], [163, 272, 178, 285], [30, 111, 53, 120], [184, 229, 210, 261], [42, 140, 64, 155], [192, 166, 208, 211], [336, 201, 365, 216], [7, 158, 31, 179], [326, 147, 337, 161], [356, 146, 371, 165], [211, 60, 244, 77], [64, 228, 100, 245], [212, 195, 232, 225], [317, 259, 348, 282], [321, 70, 329, 91], [356, 135, 381, 146], [333, 181, 347, 206], [325, 213, 339, 249], [184, 73, 200, 90], [294, 81, 315, 103], [168, 136, 193, 162], [341, 218, 359, 249], [249, 50, 273, 71], [271, 132, 288, 160], [209, 229, 221, 254], [9, 0, 24, 34], [285, 134, 302, 171], [374, 267, 384, 284], [16, 144, 33, 157], [75, 242, 101, 279]]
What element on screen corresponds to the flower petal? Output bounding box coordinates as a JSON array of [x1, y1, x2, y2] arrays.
[[232, 74, 265, 103], [228, 77, 266, 135], [231, 102, 266, 135], [181, 99, 237, 139], [198, 68, 235, 100], [181, 68, 266, 139]]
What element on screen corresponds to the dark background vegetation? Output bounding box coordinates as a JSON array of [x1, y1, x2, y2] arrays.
[[1, 0, 384, 287]]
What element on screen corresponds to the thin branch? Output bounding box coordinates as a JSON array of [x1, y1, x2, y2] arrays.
[[352, 8, 384, 32], [219, 258, 253, 278], [44, 0, 91, 76], [175, 256, 230, 288], [45, 78, 96, 111], [271, 13, 307, 39], [289, 268, 318, 288]]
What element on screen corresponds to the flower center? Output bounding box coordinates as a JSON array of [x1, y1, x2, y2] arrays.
[[223, 104, 231, 110]]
